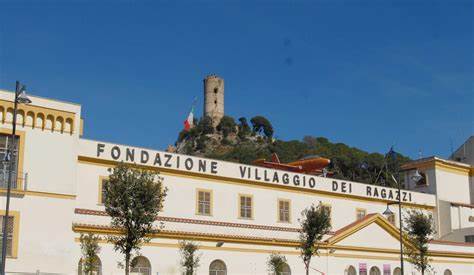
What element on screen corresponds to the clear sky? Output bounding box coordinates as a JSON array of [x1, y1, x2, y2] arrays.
[[0, 0, 472, 159]]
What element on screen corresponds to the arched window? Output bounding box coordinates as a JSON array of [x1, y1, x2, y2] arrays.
[[393, 267, 401, 275], [280, 263, 291, 275], [209, 259, 227, 275], [131, 256, 151, 275], [444, 270, 452, 275], [369, 266, 381, 275], [78, 256, 102, 275], [345, 265, 357, 275]]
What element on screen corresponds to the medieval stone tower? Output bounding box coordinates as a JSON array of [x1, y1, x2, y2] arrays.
[[203, 74, 224, 127]]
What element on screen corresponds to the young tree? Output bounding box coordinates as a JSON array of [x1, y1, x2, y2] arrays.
[[104, 163, 167, 275], [404, 210, 435, 275], [79, 233, 101, 275], [179, 240, 200, 275], [298, 203, 332, 275], [267, 252, 288, 275]]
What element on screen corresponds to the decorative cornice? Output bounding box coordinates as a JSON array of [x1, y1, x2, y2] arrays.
[[74, 208, 302, 233]]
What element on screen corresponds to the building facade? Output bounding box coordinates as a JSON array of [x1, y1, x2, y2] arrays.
[[0, 90, 472, 275]]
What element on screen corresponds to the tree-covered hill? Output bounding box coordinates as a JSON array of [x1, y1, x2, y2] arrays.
[[175, 115, 410, 187]]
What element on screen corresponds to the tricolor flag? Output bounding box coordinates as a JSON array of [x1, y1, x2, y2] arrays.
[[183, 105, 194, 131]]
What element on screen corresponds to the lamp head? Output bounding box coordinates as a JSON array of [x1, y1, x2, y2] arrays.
[[216, 241, 224, 247], [16, 85, 32, 104], [383, 205, 394, 216]]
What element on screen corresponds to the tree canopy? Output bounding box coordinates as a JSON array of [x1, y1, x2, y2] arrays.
[[103, 163, 167, 275]]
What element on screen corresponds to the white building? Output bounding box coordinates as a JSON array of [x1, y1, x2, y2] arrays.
[[0, 89, 472, 275]]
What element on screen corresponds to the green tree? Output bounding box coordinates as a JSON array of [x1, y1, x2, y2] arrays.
[[104, 163, 167, 275], [179, 240, 201, 275], [217, 116, 237, 137], [266, 252, 288, 275], [250, 116, 274, 138], [404, 210, 435, 275], [299, 203, 332, 275], [238, 117, 251, 138], [196, 116, 215, 134], [79, 233, 101, 275]]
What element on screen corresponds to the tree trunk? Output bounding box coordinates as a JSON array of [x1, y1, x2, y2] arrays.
[[305, 261, 310, 275], [125, 254, 130, 275]]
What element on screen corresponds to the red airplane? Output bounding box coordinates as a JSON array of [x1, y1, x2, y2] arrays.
[[253, 153, 332, 176]]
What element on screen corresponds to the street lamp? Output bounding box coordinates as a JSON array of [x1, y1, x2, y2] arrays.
[[382, 175, 405, 275], [382, 169, 424, 275], [1, 81, 32, 274]]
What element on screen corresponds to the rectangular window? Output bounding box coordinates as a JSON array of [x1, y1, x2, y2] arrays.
[[0, 134, 19, 189], [98, 177, 108, 205], [239, 195, 253, 219], [321, 204, 332, 221], [197, 190, 212, 216], [356, 208, 367, 220], [0, 215, 15, 257], [465, 235, 474, 243], [278, 199, 290, 223]]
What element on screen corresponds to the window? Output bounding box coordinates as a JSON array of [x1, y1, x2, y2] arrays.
[[345, 266, 356, 275], [443, 270, 452, 275], [321, 204, 332, 221], [387, 213, 396, 225], [98, 177, 108, 205], [0, 134, 19, 189], [197, 189, 212, 215], [209, 259, 227, 275], [393, 267, 401, 275], [369, 266, 381, 275], [278, 199, 290, 223], [130, 256, 151, 275], [465, 235, 474, 243], [279, 263, 291, 275], [356, 208, 367, 220], [239, 195, 253, 219], [0, 211, 19, 258], [78, 256, 102, 275]]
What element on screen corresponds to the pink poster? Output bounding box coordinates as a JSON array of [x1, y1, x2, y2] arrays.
[[359, 263, 367, 275], [383, 264, 391, 275]]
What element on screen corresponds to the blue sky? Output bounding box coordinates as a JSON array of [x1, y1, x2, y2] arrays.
[[0, 0, 472, 159]]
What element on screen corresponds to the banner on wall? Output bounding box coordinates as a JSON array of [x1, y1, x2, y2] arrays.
[[383, 264, 391, 275], [359, 263, 367, 275]]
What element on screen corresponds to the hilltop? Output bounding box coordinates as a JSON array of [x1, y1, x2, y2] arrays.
[[173, 115, 410, 187]]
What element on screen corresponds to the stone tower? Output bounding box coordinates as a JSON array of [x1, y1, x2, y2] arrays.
[[203, 74, 224, 127]]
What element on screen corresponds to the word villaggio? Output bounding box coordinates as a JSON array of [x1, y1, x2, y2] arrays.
[[96, 143, 413, 203]]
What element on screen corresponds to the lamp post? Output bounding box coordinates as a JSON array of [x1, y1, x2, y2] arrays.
[[1, 81, 31, 274], [383, 174, 404, 275]]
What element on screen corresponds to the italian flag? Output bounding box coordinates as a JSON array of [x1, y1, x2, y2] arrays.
[[183, 106, 194, 131]]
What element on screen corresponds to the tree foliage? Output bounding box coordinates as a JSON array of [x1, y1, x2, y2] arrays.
[[266, 252, 288, 275], [250, 116, 274, 138], [403, 210, 435, 275], [298, 203, 332, 275], [179, 240, 201, 275], [104, 163, 167, 275], [79, 233, 101, 275], [176, 114, 411, 186], [217, 116, 237, 137]]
